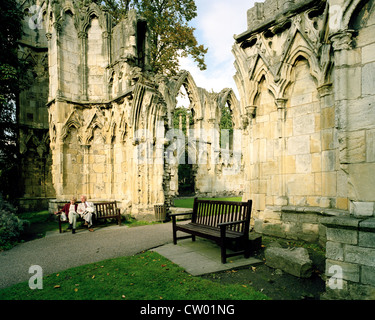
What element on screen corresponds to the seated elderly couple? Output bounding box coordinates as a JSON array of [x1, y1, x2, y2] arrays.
[[55, 195, 95, 234]]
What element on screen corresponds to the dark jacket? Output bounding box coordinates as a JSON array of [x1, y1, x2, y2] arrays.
[[59, 203, 78, 215]]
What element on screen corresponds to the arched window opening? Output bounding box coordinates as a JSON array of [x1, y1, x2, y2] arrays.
[[173, 85, 196, 196], [220, 101, 234, 152]]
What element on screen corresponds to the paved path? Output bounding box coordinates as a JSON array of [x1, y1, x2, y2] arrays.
[[0, 223, 173, 289]]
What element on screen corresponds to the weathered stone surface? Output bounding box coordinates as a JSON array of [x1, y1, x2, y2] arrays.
[[264, 246, 313, 278]]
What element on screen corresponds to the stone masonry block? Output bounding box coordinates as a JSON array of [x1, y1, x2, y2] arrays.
[[362, 265, 375, 286], [295, 154, 311, 173], [362, 62, 375, 95], [366, 129, 375, 162], [326, 241, 344, 261], [326, 259, 360, 283], [350, 201, 374, 217], [293, 114, 315, 135], [359, 231, 375, 248], [287, 135, 310, 155], [345, 245, 375, 267], [326, 228, 358, 245], [362, 43, 375, 64]]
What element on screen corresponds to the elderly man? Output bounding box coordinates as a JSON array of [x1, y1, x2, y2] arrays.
[[77, 195, 95, 232]]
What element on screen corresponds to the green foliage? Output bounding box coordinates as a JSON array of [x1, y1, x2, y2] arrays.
[[103, 0, 207, 76], [0, 0, 26, 200], [172, 107, 194, 134], [0, 0, 24, 103], [0, 195, 29, 249], [219, 104, 234, 133]]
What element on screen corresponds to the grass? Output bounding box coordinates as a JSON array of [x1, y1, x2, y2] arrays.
[[17, 210, 58, 243], [173, 197, 242, 209], [0, 251, 269, 301]]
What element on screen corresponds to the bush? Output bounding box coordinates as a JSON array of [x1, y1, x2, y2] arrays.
[[0, 194, 28, 249]]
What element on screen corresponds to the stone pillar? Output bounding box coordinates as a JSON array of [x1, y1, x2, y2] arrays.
[[329, 30, 354, 202], [78, 31, 88, 101], [276, 99, 287, 201], [82, 144, 90, 196]]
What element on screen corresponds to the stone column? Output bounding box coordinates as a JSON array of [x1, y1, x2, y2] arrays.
[[78, 31, 88, 101], [53, 22, 63, 100], [82, 144, 90, 196], [102, 30, 112, 101], [330, 30, 356, 211], [329, 30, 354, 171], [276, 99, 288, 203]]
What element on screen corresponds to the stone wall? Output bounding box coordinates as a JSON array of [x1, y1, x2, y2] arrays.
[[234, 0, 375, 299], [322, 216, 375, 300]]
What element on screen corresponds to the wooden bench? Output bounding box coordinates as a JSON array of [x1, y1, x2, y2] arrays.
[[58, 201, 121, 233], [171, 198, 253, 264]]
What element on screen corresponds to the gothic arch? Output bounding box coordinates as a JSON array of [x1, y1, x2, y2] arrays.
[[279, 45, 321, 100], [80, 3, 107, 34], [249, 63, 277, 108], [171, 70, 204, 122], [217, 89, 241, 130], [343, 0, 374, 29], [61, 110, 83, 142]]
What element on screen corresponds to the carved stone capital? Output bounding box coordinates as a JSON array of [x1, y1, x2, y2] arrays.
[[102, 31, 111, 39], [245, 105, 257, 118], [276, 99, 287, 110], [317, 83, 333, 98], [78, 31, 88, 39], [329, 30, 355, 51]]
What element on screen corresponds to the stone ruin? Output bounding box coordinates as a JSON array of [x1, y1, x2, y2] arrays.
[[17, 0, 244, 216], [17, 0, 375, 299]]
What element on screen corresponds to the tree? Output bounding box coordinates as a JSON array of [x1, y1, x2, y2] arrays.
[[103, 0, 207, 76], [0, 0, 25, 200]]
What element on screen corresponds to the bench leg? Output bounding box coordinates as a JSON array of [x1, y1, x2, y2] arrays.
[[173, 228, 177, 245], [221, 241, 227, 264], [59, 218, 62, 234], [172, 216, 178, 245], [192, 235, 196, 242], [220, 226, 227, 264]]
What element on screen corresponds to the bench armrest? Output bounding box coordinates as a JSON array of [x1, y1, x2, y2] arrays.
[[218, 220, 247, 228]]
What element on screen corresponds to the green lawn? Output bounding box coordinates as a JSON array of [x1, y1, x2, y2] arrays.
[[173, 197, 242, 209], [0, 251, 269, 300]]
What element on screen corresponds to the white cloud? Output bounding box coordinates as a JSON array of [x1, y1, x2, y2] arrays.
[[179, 0, 255, 96]]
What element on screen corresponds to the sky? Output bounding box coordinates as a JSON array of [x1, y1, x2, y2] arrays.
[[179, 0, 256, 96]]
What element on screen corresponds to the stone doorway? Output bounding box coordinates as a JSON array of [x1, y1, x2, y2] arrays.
[[178, 151, 196, 197]]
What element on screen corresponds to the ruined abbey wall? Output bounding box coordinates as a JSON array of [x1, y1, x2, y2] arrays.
[[17, 0, 244, 216], [233, 0, 375, 299], [16, 0, 375, 299]]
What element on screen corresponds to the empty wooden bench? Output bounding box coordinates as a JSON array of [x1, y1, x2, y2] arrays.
[[171, 198, 253, 264], [58, 201, 121, 233]]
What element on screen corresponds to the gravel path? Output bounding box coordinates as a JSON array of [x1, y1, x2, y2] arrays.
[[0, 224, 173, 289]]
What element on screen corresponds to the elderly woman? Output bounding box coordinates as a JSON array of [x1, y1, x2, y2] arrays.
[[55, 197, 79, 234]]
